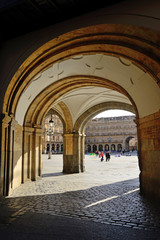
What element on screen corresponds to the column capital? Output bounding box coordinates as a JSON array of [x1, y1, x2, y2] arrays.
[[63, 133, 74, 137], [0, 113, 11, 126]]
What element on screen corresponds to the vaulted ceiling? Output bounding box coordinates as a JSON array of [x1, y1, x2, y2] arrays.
[[15, 53, 160, 126]]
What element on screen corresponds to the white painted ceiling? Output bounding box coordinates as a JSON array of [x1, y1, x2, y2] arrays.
[[53, 87, 131, 125], [15, 54, 160, 126]]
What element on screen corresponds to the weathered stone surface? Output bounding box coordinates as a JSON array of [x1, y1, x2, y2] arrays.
[[139, 111, 160, 200]]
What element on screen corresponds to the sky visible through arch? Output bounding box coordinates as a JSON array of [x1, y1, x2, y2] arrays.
[[93, 110, 135, 118]]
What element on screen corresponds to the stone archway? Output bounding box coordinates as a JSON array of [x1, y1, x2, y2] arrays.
[[93, 145, 97, 152], [21, 77, 137, 176], [99, 145, 103, 152], [111, 144, 116, 152], [87, 145, 91, 153], [1, 24, 160, 201], [73, 100, 137, 179], [105, 144, 109, 151], [125, 136, 137, 152], [117, 144, 122, 152]]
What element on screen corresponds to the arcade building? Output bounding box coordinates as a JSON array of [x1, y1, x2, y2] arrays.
[[42, 114, 137, 154], [85, 116, 137, 153]]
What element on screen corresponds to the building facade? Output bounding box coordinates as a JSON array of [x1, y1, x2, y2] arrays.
[[85, 116, 137, 153], [42, 115, 63, 154], [42, 115, 137, 154]]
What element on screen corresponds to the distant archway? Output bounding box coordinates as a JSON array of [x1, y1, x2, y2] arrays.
[[99, 145, 103, 151], [87, 145, 91, 153], [125, 136, 137, 151], [117, 144, 122, 152], [105, 144, 109, 151], [111, 144, 116, 151], [93, 145, 97, 152]]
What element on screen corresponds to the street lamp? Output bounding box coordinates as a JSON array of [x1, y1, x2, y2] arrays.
[[47, 114, 54, 159]]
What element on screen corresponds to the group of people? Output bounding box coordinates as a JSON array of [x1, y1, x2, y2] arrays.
[[95, 151, 110, 162]]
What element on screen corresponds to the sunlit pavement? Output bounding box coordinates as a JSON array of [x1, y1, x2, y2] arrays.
[[1, 154, 160, 239]]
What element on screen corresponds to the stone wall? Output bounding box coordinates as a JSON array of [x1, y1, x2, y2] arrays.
[[139, 111, 160, 200]]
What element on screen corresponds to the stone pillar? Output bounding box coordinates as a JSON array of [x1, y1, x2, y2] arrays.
[[63, 132, 81, 173], [80, 133, 85, 172], [8, 118, 21, 195], [138, 111, 160, 201], [23, 126, 34, 183], [31, 125, 43, 181], [0, 114, 22, 196], [42, 130, 46, 154], [0, 114, 11, 196]]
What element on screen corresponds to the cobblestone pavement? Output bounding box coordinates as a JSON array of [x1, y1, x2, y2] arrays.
[[2, 154, 160, 233]]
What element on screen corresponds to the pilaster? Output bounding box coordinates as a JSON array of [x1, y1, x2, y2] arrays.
[[0, 114, 11, 196]]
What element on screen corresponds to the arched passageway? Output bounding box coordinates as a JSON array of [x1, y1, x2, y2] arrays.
[[105, 145, 109, 151], [117, 144, 122, 152], [99, 145, 103, 152], [1, 24, 160, 202], [125, 136, 134, 152], [93, 145, 97, 152], [42, 113, 63, 155]]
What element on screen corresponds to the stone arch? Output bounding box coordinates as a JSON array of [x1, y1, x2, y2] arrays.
[[42, 108, 65, 155], [87, 145, 91, 153], [93, 145, 97, 152], [117, 144, 122, 152], [44, 108, 66, 132], [105, 144, 109, 151], [74, 101, 135, 134], [24, 76, 137, 127], [57, 102, 73, 134], [1, 24, 160, 200], [125, 136, 136, 151], [99, 145, 103, 151], [73, 101, 137, 178], [111, 144, 116, 151], [3, 24, 160, 117]]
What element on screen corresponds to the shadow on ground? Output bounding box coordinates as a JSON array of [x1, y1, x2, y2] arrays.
[[0, 178, 160, 239]]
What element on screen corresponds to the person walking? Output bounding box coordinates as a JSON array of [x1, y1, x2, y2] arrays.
[[106, 151, 110, 161], [100, 151, 104, 161]]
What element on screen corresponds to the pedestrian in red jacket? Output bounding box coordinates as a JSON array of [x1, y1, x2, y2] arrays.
[[100, 151, 104, 161]]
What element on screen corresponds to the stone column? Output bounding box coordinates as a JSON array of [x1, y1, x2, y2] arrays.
[[23, 126, 34, 183], [80, 133, 85, 172], [63, 132, 81, 173], [0, 114, 11, 196], [0, 114, 22, 196], [138, 112, 160, 200], [7, 118, 20, 195], [31, 125, 43, 181], [42, 130, 46, 154]]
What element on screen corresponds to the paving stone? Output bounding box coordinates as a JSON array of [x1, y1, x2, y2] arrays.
[[2, 154, 160, 233]]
